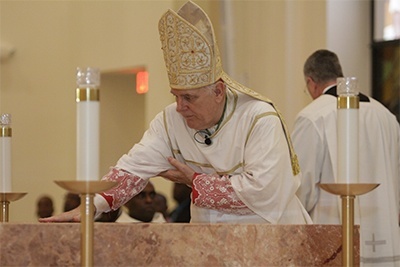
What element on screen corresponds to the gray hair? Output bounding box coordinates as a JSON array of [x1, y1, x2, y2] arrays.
[[202, 80, 224, 95], [303, 49, 344, 84]]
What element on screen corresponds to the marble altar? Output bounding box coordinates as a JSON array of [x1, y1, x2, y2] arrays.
[[0, 223, 359, 266]]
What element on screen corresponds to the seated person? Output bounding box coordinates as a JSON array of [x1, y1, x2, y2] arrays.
[[36, 195, 54, 218], [63, 193, 80, 212], [169, 183, 191, 223], [115, 181, 166, 223], [153, 192, 170, 222]]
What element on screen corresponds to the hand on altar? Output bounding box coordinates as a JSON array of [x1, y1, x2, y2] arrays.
[[158, 157, 194, 186], [38, 206, 81, 223]]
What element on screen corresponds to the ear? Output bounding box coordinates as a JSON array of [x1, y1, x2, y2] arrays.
[[307, 77, 317, 94], [306, 76, 313, 86], [213, 81, 226, 100]]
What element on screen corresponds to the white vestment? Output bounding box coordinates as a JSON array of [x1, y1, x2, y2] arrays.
[[96, 87, 311, 224], [292, 87, 400, 266], [115, 208, 166, 223]]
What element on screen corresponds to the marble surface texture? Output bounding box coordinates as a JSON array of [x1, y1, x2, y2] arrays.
[[0, 223, 359, 266]]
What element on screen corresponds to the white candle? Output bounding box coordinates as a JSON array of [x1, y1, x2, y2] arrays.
[[337, 77, 359, 184], [76, 68, 100, 181], [0, 114, 12, 192]]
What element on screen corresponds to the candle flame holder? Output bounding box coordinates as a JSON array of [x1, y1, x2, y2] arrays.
[[319, 183, 379, 267], [0, 192, 27, 222], [55, 180, 117, 267]]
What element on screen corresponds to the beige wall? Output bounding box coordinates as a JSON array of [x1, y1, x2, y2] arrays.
[[211, 0, 370, 129], [0, 1, 174, 222], [215, 1, 327, 128], [1, 0, 370, 222]]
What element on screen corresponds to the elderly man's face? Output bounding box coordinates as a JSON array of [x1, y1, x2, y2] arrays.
[[171, 81, 225, 130]]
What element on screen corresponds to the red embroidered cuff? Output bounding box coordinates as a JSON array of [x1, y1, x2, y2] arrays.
[[99, 192, 113, 208], [191, 172, 200, 203]]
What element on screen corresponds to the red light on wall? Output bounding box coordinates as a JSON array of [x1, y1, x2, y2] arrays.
[[136, 71, 149, 94]]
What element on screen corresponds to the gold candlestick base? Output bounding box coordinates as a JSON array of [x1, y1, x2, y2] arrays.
[[319, 183, 379, 267], [0, 192, 27, 222], [55, 180, 117, 267]]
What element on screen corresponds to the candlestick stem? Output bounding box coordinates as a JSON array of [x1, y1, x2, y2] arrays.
[[0, 200, 9, 222], [81, 193, 94, 267], [55, 180, 117, 267], [342, 195, 355, 266], [319, 183, 379, 267], [0, 192, 27, 222]]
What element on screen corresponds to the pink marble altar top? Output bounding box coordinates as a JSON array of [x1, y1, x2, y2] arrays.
[[0, 223, 359, 266]]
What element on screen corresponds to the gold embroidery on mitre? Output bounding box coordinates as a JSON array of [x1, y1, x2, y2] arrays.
[[158, 1, 223, 90]]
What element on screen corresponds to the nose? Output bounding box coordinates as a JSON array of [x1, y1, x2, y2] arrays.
[[176, 98, 187, 112], [144, 194, 153, 204]]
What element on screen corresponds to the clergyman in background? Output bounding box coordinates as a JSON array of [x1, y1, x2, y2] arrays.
[[291, 49, 400, 266]]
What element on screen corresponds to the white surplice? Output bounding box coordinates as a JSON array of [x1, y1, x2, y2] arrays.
[[95, 87, 311, 224], [292, 88, 400, 266], [115, 208, 166, 223]]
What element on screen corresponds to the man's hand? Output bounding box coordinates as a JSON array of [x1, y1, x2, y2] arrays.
[[158, 157, 195, 186], [38, 206, 81, 223]]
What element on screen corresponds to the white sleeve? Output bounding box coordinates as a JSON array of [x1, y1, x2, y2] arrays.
[[291, 115, 324, 212], [94, 194, 111, 218]]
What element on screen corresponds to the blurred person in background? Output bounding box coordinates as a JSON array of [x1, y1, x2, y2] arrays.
[[169, 183, 191, 223], [36, 195, 54, 219]]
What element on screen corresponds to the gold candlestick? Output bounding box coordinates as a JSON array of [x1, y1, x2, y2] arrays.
[[55, 180, 117, 267], [0, 192, 27, 222], [319, 183, 379, 267]]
